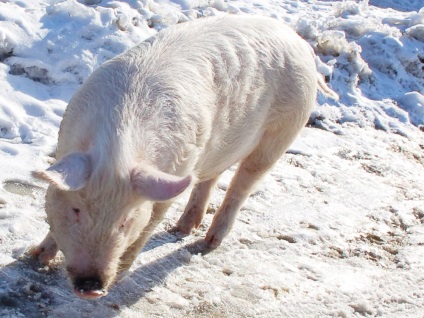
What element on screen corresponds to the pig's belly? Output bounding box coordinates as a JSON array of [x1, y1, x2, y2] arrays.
[[194, 129, 263, 182]]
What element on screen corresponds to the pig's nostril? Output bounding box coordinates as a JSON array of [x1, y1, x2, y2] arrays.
[[66, 266, 76, 275], [74, 276, 103, 292]]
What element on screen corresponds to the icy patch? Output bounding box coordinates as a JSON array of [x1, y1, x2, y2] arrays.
[[3, 180, 44, 198]]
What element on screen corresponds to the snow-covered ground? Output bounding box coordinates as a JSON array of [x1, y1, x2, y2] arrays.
[[0, 0, 423, 317]]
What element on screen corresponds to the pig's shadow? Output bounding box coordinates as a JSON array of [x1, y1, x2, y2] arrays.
[[0, 231, 211, 317], [106, 232, 211, 312], [140, 230, 183, 253], [0, 254, 74, 317]]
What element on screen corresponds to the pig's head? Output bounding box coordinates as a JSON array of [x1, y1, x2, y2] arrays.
[[37, 152, 191, 299]]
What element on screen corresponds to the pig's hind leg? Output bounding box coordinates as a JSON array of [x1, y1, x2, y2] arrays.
[[173, 176, 219, 235], [28, 231, 58, 265], [205, 126, 297, 248]]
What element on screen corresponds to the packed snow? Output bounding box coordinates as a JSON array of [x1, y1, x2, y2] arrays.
[[0, 0, 423, 317]]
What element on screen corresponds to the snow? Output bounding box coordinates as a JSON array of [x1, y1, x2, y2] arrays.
[[398, 91, 424, 126], [0, 0, 423, 317]]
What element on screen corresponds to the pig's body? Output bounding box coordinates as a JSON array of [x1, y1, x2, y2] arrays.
[[32, 15, 337, 299], [58, 16, 314, 182]]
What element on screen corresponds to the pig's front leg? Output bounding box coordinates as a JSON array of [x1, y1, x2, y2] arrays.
[[206, 128, 292, 248], [28, 231, 59, 265], [173, 176, 219, 234], [119, 202, 172, 272], [205, 162, 263, 249]]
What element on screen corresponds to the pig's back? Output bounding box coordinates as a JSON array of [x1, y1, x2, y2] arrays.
[[138, 16, 317, 179]]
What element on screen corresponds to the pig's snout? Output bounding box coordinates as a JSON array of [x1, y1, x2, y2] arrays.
[[72, 276, 107, 299], [74, 275, 103, 291], [67, 265, 109, 299]]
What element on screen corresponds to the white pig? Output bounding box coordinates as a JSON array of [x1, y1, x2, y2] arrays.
[[31, 15, 338, 299]]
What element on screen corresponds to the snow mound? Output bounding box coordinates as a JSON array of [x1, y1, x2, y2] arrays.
[[294, 0, 424, 133], [398, 91, 424, 127]]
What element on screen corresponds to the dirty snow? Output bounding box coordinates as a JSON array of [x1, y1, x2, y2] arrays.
[[0, 0, 423, 317]]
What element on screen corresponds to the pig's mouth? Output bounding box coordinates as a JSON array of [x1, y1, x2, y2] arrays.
[[72, 276, 108, 299]]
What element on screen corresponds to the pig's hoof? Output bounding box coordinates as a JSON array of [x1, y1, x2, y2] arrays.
[[167, 224, 192, 236], [27, 244, 58, 265], [175, 206, 205, 234], [205, 220, 231, 249], [204, 232, 224, 249]]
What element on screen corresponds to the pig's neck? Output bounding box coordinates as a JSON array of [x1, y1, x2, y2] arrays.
[[56, 95, 199, 180]]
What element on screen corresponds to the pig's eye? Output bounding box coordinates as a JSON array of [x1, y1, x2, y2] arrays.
[[72, 208, 80, 214], [119, 220, 126, 232]]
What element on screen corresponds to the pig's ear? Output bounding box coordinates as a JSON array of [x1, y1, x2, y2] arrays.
[[131, 167, 192, 201], [34, 153, 91, 191]]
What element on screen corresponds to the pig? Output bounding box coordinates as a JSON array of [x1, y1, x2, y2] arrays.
[[30, 15, 338, 299]]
